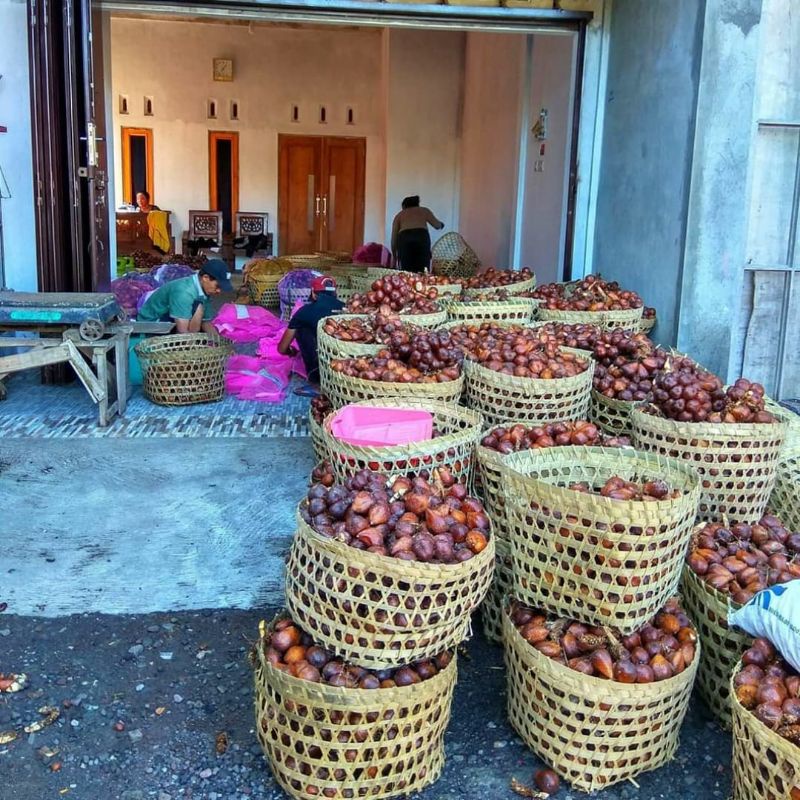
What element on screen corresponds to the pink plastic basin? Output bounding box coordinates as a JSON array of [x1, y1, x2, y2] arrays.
[[330, 406, 433, 447]]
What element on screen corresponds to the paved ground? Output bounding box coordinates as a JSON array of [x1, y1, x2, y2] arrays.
[[3, 348, 786, 798], [0, 438, 313, 615], [0, 608, 732, 800]]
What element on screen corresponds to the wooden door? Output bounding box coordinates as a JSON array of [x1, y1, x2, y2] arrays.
[[209, 131, 239, 234], [324, 138, 366, 255], [278, 135, 366, 255], [278, 135, 323, 255]]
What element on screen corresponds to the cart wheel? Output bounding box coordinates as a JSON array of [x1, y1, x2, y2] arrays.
[[79, 318, 105, 342], [116, 308, 129, 323]]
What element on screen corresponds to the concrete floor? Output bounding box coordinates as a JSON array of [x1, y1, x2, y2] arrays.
[[1, 437, 314, 616]]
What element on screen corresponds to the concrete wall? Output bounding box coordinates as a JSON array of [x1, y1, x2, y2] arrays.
[[518, 34, 576, 285], [726, 0, 798, 396], [0, 0, 37, 291], [677, 0, 764, 377], [593, 0, 705, 347], [459, 32, 525, 268], [110, 18, 387, 252], [384, 29, 465, 247]]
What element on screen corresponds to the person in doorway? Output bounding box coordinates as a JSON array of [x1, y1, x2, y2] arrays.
[[277, 276, 344, 397], [390, 195, 444, 273], [137, 258, 232, 334], [136, 191, 160, 213]]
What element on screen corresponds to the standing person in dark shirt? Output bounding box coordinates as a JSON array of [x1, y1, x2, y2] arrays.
[[277, 276, 344, 396], [390, 195, 444, 273]]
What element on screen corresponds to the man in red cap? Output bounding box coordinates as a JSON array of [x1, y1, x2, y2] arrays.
[[277, 275, 344, 396]]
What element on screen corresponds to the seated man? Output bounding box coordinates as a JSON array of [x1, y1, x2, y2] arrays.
[[278, 276, 344, 396], [137, 259, 232, 334]]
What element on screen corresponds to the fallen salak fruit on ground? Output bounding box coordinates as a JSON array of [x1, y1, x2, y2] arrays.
[[0, 672, 28, 693]]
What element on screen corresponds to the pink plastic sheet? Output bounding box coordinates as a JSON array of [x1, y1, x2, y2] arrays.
[[213, 303, 284, 343], [225, 355, 290, 402], [222, 304, 308, 402]]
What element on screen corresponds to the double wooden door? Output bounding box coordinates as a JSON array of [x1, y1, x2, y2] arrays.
[[278, 135, 366, 255]]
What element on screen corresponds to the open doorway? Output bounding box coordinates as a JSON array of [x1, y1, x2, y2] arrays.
[[102, 12, 586, 279], [209, 131, 239, 234], [120, 126, 153, 204]]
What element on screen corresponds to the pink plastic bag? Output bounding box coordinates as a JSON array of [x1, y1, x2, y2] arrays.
[[213, 303, 284, 343], [258, 333, 307, 380], [225, 355, 289, 402]]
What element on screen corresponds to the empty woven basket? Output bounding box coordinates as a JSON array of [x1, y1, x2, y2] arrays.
[[135, 333, 232, 406], [431, 233, 480, 279]]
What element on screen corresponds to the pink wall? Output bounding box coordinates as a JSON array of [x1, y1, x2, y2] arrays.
[[458, 32, 525, 269], [519, 35, 576, 284], [385, 29, 465, 246]]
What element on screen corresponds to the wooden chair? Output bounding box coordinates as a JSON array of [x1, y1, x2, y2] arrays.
[[183, 210, 223, 257], [233, 212, 272, 258]]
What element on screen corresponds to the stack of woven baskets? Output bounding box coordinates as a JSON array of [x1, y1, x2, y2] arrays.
[[254, 396, 495, 798], [257, 266, 800, 797]]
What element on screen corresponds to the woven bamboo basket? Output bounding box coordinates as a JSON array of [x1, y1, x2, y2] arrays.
[[446, 297, 539, 324], [538, 306, 644, 331], [315, 250, 353, 264], [281, 287, 312, 321], [322, 398, 483, 484], [500, 447, 701, 634], [349, 268, 411, 294], [631, 406, 788, 524], [481, 538, 513, 644], [283, 254, 328, 269], [285, 510, 495, 669], [431, 232, 480, 279], [503, 608, 699, 792], [639, 315, 656, 334], [254, 625, 456, 800], [321, 366, 464, 411], [135, 333, 232, 406], [462, 353, 594, 427], [317, 315, 385, 362], [463, 276, 536, 298], [731, 662, 800, 800], [248, 272, 282, 308], [337, 286, 357, 304], [396, 308, 446, 328], [770, 441, 800, 531], [309, 411, 329, 465], [590, 390, 641, 436], [474, 445, 520, 644], [681, 563, 750, 729], [429, 282, 464, 298]]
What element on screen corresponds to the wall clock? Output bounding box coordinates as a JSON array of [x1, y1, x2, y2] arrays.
[[213, 58, 233, 82]]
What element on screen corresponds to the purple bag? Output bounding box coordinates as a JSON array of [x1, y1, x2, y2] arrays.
[[151, 264, 193, 285]]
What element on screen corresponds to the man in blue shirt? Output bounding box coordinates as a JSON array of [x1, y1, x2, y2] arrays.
[[278, 275, 344, 396], [138, 259, 232, 333]]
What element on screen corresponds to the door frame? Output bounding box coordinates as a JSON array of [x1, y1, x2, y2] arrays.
[[208, 130, 240, 227], [121, 126, 154, 204], [35, 0, 600, 291]]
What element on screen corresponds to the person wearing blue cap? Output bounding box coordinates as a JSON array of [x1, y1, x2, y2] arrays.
[[137, 258, 232, 334]]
